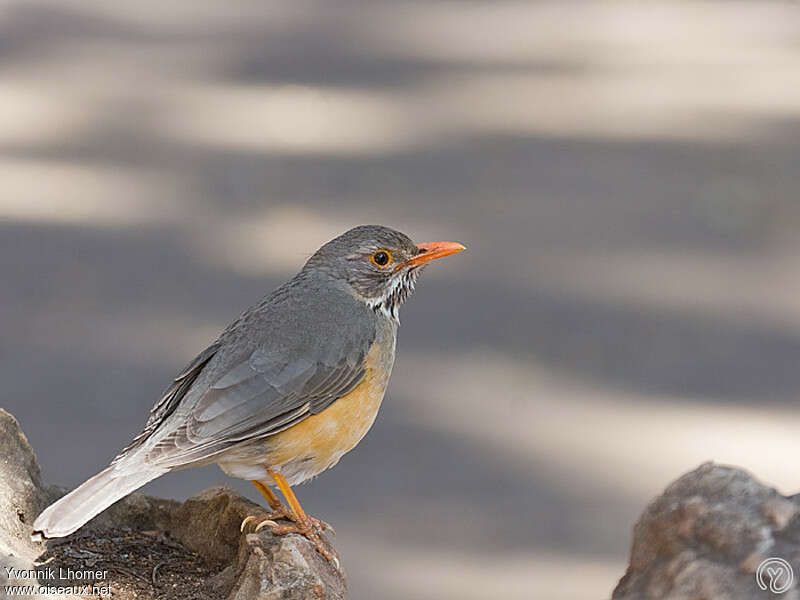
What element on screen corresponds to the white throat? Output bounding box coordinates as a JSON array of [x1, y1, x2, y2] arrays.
[[362, 269, 420, 323]]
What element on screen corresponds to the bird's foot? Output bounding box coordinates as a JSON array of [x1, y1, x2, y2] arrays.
[[246, 499, 293, 523], [240, 513, 337, 565], [292, 513, 334, 535], [263, 518, 337, 565], [240, 502, 333, 533]]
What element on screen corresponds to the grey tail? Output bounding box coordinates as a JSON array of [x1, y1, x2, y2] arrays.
[[32, 465, 166, 540]]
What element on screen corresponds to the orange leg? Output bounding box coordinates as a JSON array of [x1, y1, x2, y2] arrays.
[[240, 481, 287, 534], [267, 470, 309, 523], [266, 470, 333, 534], [250, 479, 283, 511], [260, 469, 336, 564]]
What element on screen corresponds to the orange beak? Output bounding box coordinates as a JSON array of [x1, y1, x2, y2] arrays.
[[398, 241, 466, 270]]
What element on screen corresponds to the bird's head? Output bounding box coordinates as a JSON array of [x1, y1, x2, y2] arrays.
[[304, 225, 465, 320]]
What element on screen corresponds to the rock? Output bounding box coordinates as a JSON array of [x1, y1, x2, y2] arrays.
[[0, 409, 63, 598], [0, 409, 51, 549], [172, 487, 345, 599], [225, 532, 345, 600], [613, 462, 800, 600], [0, 408, 346, 600]]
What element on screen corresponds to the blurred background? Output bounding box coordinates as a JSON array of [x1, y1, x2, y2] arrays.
[[2, 1, 800, 598]]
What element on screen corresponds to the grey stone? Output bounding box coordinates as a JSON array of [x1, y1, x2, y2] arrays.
[[0, 409, 62, 598], [614, 462, 800, 600]]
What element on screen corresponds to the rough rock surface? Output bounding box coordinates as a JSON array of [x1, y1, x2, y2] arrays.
[[0, 409, 62, 598], [614, 462, 800, 600], [0, 408, 346, 599]]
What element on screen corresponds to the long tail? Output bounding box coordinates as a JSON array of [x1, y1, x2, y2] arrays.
[[32, 465, 167, 539]]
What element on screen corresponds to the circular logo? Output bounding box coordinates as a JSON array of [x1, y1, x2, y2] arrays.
[[756, 557, 794, 595]]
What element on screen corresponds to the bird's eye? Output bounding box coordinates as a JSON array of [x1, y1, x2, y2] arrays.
[[370, 250, 392, 267]]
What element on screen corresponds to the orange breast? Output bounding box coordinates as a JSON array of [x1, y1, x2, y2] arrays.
[[264, 340, 392, 475]]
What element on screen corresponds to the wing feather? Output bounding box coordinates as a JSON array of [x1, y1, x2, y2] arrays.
[[143, 337, 370, 467], [112, 341, 221, 464]]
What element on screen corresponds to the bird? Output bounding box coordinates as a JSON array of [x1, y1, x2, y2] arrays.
[[32, 224, 465, 562]]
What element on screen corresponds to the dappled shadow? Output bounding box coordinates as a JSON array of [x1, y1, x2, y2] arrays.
[[404, 277, 800, 403], [4, 1, 800, 599]]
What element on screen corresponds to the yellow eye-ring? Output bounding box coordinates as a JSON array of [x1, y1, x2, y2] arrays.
[[370, 249, 392, 267]]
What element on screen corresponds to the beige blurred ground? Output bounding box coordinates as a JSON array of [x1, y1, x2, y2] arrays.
[[3, 2, 800, 598]]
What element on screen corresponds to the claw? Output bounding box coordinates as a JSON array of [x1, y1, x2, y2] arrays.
[[240, 515, 257, 533], [254, 519, 278, 533]]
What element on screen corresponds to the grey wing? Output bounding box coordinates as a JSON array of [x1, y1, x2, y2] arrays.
[[112, 341, 221, 464], [141, 335, 370, 468]]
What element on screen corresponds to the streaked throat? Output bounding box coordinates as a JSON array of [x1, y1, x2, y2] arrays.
[[365, 268, 422, 322]]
